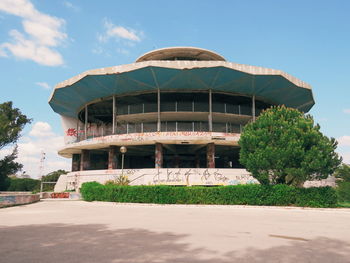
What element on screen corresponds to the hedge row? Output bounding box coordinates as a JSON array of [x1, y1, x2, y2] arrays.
[[80, 182, 337, 208], [336, 182, 350, 202]]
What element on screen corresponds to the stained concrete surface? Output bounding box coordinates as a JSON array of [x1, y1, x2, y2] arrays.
[[0, 200, 350, 263]]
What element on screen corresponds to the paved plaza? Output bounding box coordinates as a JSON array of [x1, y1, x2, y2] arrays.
[[1, 200, 350, 262]]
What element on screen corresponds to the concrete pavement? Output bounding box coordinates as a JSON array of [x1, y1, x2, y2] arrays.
[[0, 200, 350, 262]]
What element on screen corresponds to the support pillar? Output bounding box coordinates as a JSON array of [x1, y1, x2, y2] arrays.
[[72, 153, 81, 172], [155, 143, 163, 168], [174, 155, 180, 168], [208, 89, 212, 132], [206, 143, 215, 168], [252, 95, 256, 122], [112, 95, 116, 134], [84, 105, 88, 139], [195, 154, 200, 168], [80, 150, 90, 171], [108, 146, 118, 169], [157, 88, 161, 132]]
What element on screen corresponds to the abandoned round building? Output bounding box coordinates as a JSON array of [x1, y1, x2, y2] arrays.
[[50, 47, 315, 191]]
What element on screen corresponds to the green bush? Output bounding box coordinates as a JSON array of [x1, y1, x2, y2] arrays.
[[80, 182, 337, 208], [7, 178, 40, 191], [295, 186, 337, 208], [336, 182, 350, 202]]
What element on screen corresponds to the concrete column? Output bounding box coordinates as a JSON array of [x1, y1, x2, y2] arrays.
[[112, 95, 116, 134], [208, 89, 212, 132], [72, 153, 80, 172], [195, 154, 200, 168], [157, 88, 161, 132], [80, 149, 90, 171], [84, 105, 88, 140], [108, 146, 118, 169], [252, 95, 256, 122], [206, 143, 215, 168], [155, 143, 163, 168], [174, 155, 180, 168]]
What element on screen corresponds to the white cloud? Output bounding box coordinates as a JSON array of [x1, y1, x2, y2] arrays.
[[63, 1, 79, 12], [337, 136, 350, 147], [36, 81, 51, 90], [343, 109, 350, 114], [116, 48, 129, 55], [0, 0, 66, 66], [342, 152, 350, 164], [99, 20, 142, 43], [29, 121, 55, 137], [0, 121, 70, 178], [107, 26, 140, 42]]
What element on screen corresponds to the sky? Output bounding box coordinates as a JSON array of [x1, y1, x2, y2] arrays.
[[0, 0, 349, 178]]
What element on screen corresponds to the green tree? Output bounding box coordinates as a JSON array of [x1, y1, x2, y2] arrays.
[[334, 163, 350, 202], [239, 106, 342, 186], [41, 169, 68, 191], [0, 101, 31, 190], [334, 163, 350, 182]]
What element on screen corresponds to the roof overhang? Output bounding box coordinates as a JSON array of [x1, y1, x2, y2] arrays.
[[49, 60, 314, 118]]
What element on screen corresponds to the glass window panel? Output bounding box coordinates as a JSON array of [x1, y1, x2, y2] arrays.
[[212, 122, 227, 132], [144, 103, 157, 113], [143, 122, 157, 132], [240, 105, 252, 115], [166, 122, 176, 131], [194, 101, 209, 112], [226, 104, 239, 114], [177, 122, 193, 131], [127, 123, 136, 134], [194, 121, 209, 131], [177, 101, 192, 111], [117, 105, 128, 115], [161, 102, 175, 112], [231, 124, 241, 133], [212, 102, 225, 113], [116, 123, 127, 134], [129, 104, 143, 114]]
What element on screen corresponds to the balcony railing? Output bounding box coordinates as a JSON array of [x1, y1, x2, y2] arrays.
[[74, 121, 242, 143], [116, 101, 259, 116]]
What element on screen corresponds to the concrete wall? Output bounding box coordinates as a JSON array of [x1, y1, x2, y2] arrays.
[[54, 169, 337, 192], [0, 193, 40, 208], [55, 168, 258, 192]]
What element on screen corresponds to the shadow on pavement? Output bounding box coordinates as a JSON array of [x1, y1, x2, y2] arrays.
[[0, 224, 349, 263]]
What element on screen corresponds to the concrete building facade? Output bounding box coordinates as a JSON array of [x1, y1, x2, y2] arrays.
[[50, 47, 315, 191]]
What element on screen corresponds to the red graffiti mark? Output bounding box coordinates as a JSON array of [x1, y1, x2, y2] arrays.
[[50, 192, 69, 198], [66, 128, 77, 136]]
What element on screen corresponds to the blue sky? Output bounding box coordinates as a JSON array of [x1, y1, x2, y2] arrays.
[[0, 0, 349, 177]]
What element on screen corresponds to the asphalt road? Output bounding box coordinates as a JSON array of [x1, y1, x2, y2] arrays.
[[0, 200, 350, 263]]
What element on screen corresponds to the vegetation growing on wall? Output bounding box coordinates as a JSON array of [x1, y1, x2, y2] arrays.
[[239, 106, 342, 186]]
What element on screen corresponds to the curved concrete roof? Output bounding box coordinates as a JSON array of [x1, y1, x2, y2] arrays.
[[136, 46, 226, 62], [49, 51, 315, 118]]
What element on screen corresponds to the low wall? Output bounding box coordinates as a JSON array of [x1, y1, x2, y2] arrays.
[[55, 168, 258, 192], [0, 193, 40, 208]]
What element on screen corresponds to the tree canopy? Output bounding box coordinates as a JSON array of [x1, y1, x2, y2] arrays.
[[334, 163, 350, 183], [0, 101, 31, 190], [239, 106, 342, 187]]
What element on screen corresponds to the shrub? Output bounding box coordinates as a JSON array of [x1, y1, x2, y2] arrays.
[[336, 182, 350, 202], [7, 178, 40, 191], [295, 187, 337, 208], [80, 182, 337, 208]]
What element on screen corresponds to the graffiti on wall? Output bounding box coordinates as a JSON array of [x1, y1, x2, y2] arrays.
[[65, 168, 258, 190], [129, 168, 257, 186], [65, 130, 240, 144]]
